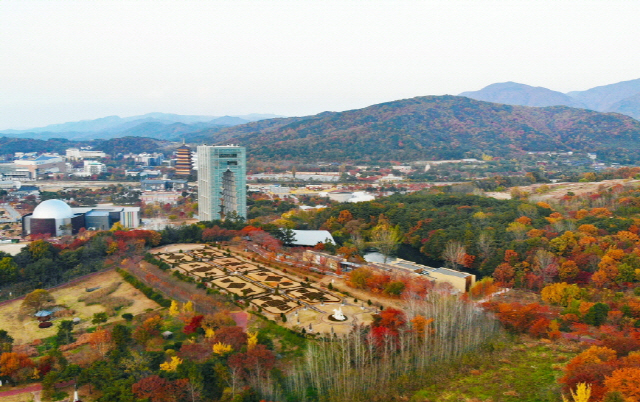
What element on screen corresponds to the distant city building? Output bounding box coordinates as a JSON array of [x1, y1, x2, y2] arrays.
[[197, 145, 246, 221], [140, 179, 188, 205], [22, 199, 140, 237], [125, 168, 162, 178], [14, 155, 67, 178], [73, 160, 107, 177], [135, 152, 164, 166], [175, 142, 193, 176], [65, 148, 107, 161], [0, 163, 32, 181], [141, 179, 188, 192]]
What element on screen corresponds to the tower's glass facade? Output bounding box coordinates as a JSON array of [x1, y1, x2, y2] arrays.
[[197, 145, 247, 221]]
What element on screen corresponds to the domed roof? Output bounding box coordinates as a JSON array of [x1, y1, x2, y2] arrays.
[[32, 199, 74, 220]]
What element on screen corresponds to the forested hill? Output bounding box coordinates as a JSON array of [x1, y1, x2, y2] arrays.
[[202, 95, 640, 162], [0, 136, 171, 156]]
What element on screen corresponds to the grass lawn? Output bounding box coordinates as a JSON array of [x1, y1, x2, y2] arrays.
[[0, 270, 160, 345], [411, 338, 580, 402]]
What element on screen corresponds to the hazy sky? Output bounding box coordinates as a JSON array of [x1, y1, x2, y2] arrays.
[[2, 0, 640, 129]]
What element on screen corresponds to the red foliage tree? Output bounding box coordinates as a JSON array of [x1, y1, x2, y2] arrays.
[[132, 375, 189, 402], [213, 326, 247, 351], [488, 302, 550, 335], [228, 344, 276, 380], [373, 308, 406, 334], [183, 315, 204, 335]]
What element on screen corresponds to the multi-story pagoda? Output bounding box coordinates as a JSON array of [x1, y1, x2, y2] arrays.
[[175, 140, 193, 176]]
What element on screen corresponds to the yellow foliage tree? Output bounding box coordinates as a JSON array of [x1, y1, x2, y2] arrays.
[[548, 320, 561, 340], [110, 221, 126, 232], [541, 282, 581, 306], [106, 242, 119, 255], [169, 300, 180, 316], [212, 342, 233, 355], [559, 260, 580, 281], [578, 224, 598, 235], [183, 301, 194, 313], [204, 326, 216, 339], [562, 382, 591, 402], [247, 332, 259, 350], [159, 356, 182, 372]]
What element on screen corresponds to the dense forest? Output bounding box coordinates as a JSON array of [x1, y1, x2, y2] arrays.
[[199, 95, 640, 162]]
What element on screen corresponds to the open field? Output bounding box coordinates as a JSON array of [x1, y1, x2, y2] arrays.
[[0, 270, 159, 344], [411, 338, 579, 402]]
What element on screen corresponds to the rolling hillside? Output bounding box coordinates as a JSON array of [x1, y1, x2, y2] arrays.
[[201, 95, 640, 162]]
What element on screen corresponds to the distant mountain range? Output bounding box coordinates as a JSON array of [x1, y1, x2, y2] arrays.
[[460, 78, 640, 120], [199, 95, 640, 163], [6, 84, 640, 164], [0, 113, 282, 141]]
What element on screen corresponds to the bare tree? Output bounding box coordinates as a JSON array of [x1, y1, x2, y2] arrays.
[[442, 240, 466, 270], [534, 249, 557, 284], [351, 233, 367, 256], [273, 291, 501, 402], [476, 232, 493, 261]]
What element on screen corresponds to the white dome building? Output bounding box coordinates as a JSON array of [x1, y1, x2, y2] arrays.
[[32, 199, 75, 220], [23, 199, 81, 237], [22, 199, 141, 237]]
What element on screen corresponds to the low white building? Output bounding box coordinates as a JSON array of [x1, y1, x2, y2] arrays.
[[66, 148, 107, 160], [74, 160, 107, 177]]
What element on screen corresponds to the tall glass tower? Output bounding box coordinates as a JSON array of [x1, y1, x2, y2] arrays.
[[197, 145, 247, 221]]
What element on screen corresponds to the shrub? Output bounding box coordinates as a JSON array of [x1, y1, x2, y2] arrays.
[[122, 313, 133, 321], [92, 312, 108, 324]]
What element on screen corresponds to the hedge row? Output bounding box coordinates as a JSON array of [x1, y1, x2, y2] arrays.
[[143, 254, 171, 271], [116, 268, 171, 307]]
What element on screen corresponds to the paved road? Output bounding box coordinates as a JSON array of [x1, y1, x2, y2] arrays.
[[0, 203, 21, 222]]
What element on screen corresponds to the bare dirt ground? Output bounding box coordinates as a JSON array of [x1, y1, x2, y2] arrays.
[[285, 304, 374, 335], [150, 243, 206, 253], [0, 270, 159, 345], [0, 242, 29, 256]]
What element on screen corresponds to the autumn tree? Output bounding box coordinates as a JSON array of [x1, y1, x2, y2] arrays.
[[541, 283, 582, 307], [371, 223, 401, 263], [20, 289, 55, 318], [132, 375, 189, 402], [212, 326, 247, 351], [0, 352, 35, 383], [347, 267, 373, 289], [89, 328, 113, 358], [604, 367, 640, 400], [133, 315, 163, 346], [228, 344, 276, 381]]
